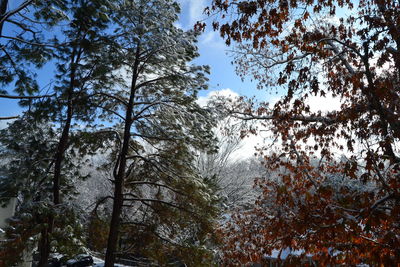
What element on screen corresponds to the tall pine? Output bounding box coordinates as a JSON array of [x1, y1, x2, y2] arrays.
[[94, 0, 219, 265], [0, 0, 116, 265]]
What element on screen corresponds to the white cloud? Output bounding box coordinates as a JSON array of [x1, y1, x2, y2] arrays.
[[188, 0, 207, 26], [197, 88, 239, 107], [197, 90, 342, 160], [306, 93, 341, 113], [0, 120, 10, 130], [200, 30, 226, 50], [231, 131, 266, 161], [197, 88, 267, 160]]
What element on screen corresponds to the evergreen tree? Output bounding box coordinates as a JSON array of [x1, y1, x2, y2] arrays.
[[0, 0, 116, 265], [0, 117, 85, 265], [1, 1, 221, 265], [89, 0, 219, 265], [0, 0, 68, 113], [32, 0, 115, 264]]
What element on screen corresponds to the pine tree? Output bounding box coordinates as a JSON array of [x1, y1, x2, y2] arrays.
[[0, 0, 116, 265], [0, 0, 68, 118], [90, 0, 218, 265], [32, 1, 117, 264], [0, 117, 85, 265]]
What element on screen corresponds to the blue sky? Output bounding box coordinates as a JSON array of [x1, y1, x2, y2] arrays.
[[176, 0, 268, 98], [0, 0, 268, 125]]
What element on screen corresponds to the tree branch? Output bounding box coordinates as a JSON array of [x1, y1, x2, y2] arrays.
[[0, 115, 19, 120], [0, 0, 33, 29], [0, 93, 54, 99]]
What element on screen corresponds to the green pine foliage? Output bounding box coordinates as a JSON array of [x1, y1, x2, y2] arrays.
[[0, 117, 86, 265], [0, 0, 221, 265], [93, 1, 220, 265], [0, 0, 68, 98]]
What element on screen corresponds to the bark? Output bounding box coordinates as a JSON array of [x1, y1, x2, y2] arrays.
[[0, 0, 8, 36], [37, 223, 51, 267], [104, 43, 141, 267], [37, 47, 78, 267]]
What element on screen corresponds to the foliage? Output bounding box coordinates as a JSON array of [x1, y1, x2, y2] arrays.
[[0, 118, 56, 202], [206, 0, 400, 265], [87, 212, 109, 252], [0, 117, 86, 265], [0, 0, 68, 98], [1, 0, 117, 264], [73, 0, 220, 265]]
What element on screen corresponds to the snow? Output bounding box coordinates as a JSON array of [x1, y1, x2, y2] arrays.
[[92, 257, 130, 267]]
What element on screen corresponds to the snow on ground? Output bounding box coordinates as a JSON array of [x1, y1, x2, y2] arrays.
[[92, 257, 130, 267]]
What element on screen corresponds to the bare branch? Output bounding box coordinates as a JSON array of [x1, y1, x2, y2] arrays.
[[0, 115, 19, 120], [0, 93, 54, 99], [231, 110, 336, 124], [0, 0, 33, 30], [125, 181, 186, 196]]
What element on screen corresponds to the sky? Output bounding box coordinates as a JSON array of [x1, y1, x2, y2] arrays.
[[176, 0, 271, 158], [176, 0, 345, 158], [0, 0, 342, 156], [176, 0, 265, 98], [0, 0, 263, 123], [1, 0, 342, 156]]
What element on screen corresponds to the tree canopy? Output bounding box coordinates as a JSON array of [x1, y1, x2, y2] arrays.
[[0, 0, 220, 266], [2, 0, 399, 266], [204, 0, 400, 265]]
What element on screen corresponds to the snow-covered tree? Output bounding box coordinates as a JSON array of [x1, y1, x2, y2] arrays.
[[0, 117, 86, 265], [0, 0, 117, 265], [0, 0, 69, 120], [196, 111, 262, 209], [82, 1, 219, 265]]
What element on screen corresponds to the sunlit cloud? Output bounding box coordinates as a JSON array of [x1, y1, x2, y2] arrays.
[[200, 30, 226, 50], [197, 88, 239, 107], [177, 0, 207, 28], [197, 88, 265, 159]]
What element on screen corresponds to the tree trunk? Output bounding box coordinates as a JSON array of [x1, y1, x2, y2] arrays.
[[37, 48, 77, 267], [37, 222, 51, 267], [104, 43, 141, 267], [0, 0, 8, 36]]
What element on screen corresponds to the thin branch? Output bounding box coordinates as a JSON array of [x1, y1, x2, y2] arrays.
[[0, 35, 58, 47], [93, 92, 128, 106], [135, 74, 176, 91], [0, 93, 54, 99], [0, 115, 19, 120], [370, 193, 395, 212], [125, 181, 186, 196], [123, 196, 196, 216], [94, 104, 126, 121], [6, 18, 37, 34], [231, 110, 336, 124], [0, 0, 33, 26], [90, 195, 114, 219], [288, 136, 318, 188]]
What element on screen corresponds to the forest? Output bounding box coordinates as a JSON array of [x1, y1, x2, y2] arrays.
[[0, 0, 399, 266]]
